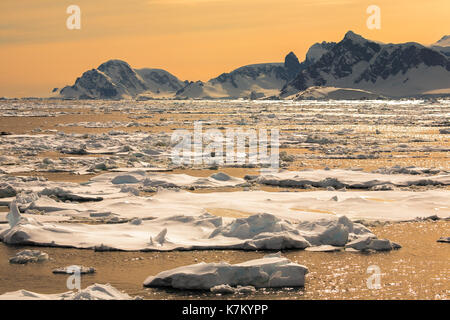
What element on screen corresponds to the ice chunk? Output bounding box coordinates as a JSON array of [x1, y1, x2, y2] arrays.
[[210, 172, 231, 181], [437, 237, 450, 243], [255, 169, 450, 189], [111, 174, 141, 184], [6, 200, 21, 228], [0, 284, 137, 300], [0, 184, 16, 198], [9, 250, 49, 264], [40, 187, 103, 202], [345, 235, 401, 251], [16, 191, 39, 205], [305, 245, 342, 252], [52, 265, 96, 274], [120, 185, 140, 196], [297, 215, 355, 247], [214, 213, 293, 239], [210, 284, 256, 294], [209, 213, 310, 250], [144, 253, 308, 290], [151, 228, 168, 246], [210, 284, 236, 294], [129, 218, 142, 225]]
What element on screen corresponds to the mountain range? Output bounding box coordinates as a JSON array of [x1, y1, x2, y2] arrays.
[[58, 31, 450, 100]]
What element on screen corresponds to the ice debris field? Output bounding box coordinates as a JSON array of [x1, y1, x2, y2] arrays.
[[1, 169, 448, 252], [0, 99, 448, 299]]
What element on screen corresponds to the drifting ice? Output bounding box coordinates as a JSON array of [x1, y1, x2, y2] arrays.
[[9, 250, 49, 264], [143, 252, 308, 290], [0, 284, 137, 300]]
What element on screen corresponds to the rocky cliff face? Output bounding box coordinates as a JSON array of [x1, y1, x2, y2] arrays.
[[59, 32, 450, 100], [281, 31, 450, 98]]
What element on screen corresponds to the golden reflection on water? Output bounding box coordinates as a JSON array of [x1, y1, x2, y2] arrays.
[[0, 220, 448, 300]]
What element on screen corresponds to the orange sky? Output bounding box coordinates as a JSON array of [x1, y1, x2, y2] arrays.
[[0, 0, 449, 97]]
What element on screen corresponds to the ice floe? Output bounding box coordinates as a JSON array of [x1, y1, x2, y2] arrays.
[[9, 250, 49, 264], [0, 284, 137, 300], [437, 237, 450, 243], [210, 284, 256, 294], [252, 169, 450, 189], [0, 170, 448, 252], [344, 235, 401, 252], [91, 171, 246, 189], [143, 252, 308, 290], [52, 265, 96, 274], [0, 201, 397, 252]]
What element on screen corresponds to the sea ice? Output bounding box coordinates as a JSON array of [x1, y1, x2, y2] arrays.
[[1, 171, 447, 252], [210, 284, 256, 294], [9, 249, 49, 264], [52, 265, 96, 274], [6, 200, 21, 227], [254, 169, 449, 189], [0, 284, 137, 300], [345, 235, 401, 251], [1, 206, 396, 252], [0, 184, 16, 198], [143, 252, 308, 290], [437, 237, 450, 243]]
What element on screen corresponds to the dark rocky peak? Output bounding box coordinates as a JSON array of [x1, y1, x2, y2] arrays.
[[284, 52, 302, 79], [284, 52, 300, 70]]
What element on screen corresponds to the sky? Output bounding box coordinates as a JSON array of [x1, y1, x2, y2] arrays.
[[0, 0, 449, 97]]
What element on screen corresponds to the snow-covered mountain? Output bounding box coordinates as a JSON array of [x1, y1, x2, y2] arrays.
[[281, 31, 450, 98], [431, 35, 450, 57], [434, 35, 450, 47], [305, 41, 336, 64], [135, 68, 185, 95], [60, 60, 184, 99], [59, 32, 450, 100], [175, 52, 304, 99]]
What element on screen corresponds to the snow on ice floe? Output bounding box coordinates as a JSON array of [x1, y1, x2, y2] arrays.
[[0, 171, 246, 202], [9, 249, 49, 264], [2, 168, 448, 207], [143, 252, 308, 290], [344, 235, 401, 251], [0, 284, 138, 300], [90, 171, 246, 189], [0, 201, 396, 252], [252, 169, 450, 189], [0, 131, 172, 174], [210, 284, 256, 294], [0, 170, 448, 252]]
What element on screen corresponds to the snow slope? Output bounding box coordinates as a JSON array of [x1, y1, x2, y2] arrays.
[[60, 60, 185, 99], [433, 35, 450, 47], [431, 35, 450, 58], [135, 68, 185, 98], [282, 31, 450, 98], [176, 52, 303, 99], [57, 32, 450, 100]]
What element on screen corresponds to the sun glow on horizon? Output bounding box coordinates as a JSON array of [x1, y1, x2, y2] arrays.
[[0, 0, 449, 97]]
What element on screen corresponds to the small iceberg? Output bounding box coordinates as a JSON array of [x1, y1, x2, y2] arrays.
[[143, 252, 308, 290]]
